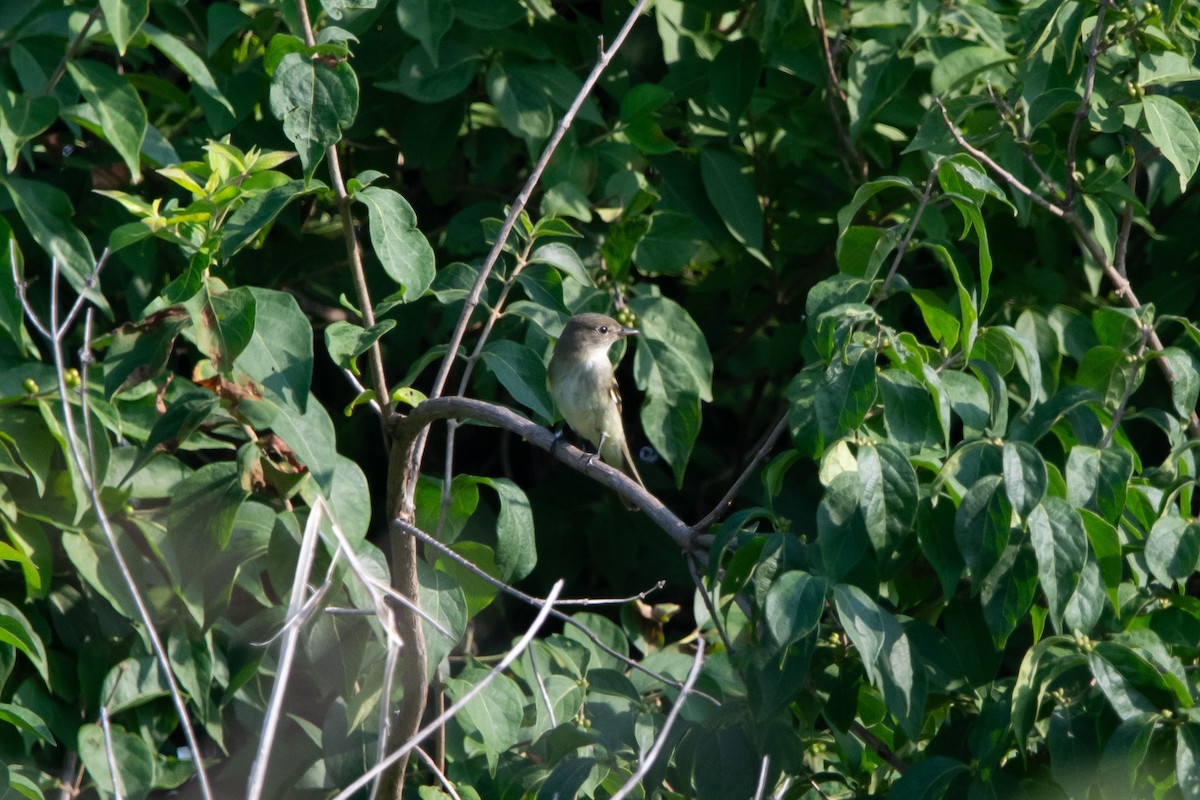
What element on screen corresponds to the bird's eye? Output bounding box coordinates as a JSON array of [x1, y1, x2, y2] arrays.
[[598, 325, 609, 334]]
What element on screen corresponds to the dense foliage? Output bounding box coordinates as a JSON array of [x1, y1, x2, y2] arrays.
[[3, 0, 1200, 797]]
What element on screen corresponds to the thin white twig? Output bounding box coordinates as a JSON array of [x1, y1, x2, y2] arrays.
[[608, 640, 706, 800], [245, 500, 324, 800], [414, 747, 463, 800], [753, 755, 771, 800], [528, 644, 557, 730], [329, 580, 566, 800], [21, 255, 215, 800], [99, 706, 125, 800], [394, 519, 719, 704]]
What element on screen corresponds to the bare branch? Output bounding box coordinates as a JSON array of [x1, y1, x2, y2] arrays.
[[329, 581, 567, 800], [413, 747, 462, 800], [246, 497, 325, 800], [99, 706, 125, 800], [21, 256, 215, 800], [45, 6, 102, 97], [753, 755, 772, 800], [933, 99, 1065, 219], [873, 168, 938, 306], [691, 412, 790, 534], [608, 640, 706, 800], [294, 0, 391, 419], [426, 0, 652, 407], [1065, 0, 1112, 205], [390, 397, 694, 549], [394, 520, 720, 703], [687, 555, 735, 653]]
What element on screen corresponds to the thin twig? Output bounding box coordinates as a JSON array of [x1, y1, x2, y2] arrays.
[[425, 0, 652, 407], [1112, 167, 1137, 278], [246, 498, 325, 800], [873, 167, 938, 305], [850, 721, 907, 773], [608, 640, 706, 800], [329, 581, 567, 800], [1100, 323, 1151, 448], [527, 645, 557, 730], [394, 520, 720, 704], [413, 747, 462, 800], [99, 706, 125, 800], [985, 84, 1063, 199], [814, 0, 864, 183], [293, 0, 391, 419], [933, 99, 1065, 219], [691, 412, 790, 534], [45, 6, 103, 96], [753, 755, 771, 800], [22, 256, 215, 800], [1065, 0, 1112, 205], [687, 555, 735, 653]]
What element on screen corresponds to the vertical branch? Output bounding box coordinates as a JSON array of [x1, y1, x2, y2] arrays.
[[1065, 0, 1112, 205], [872, 166, 938, 305], [293, 0, 391, 419], [814, 0, 865, 183], [382, 5, 652, 793]]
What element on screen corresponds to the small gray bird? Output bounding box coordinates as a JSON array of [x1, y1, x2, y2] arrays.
[[547, 312, 646, 490]]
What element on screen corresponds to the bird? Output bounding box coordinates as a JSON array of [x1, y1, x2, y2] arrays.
[[547, 312, 647, 493]]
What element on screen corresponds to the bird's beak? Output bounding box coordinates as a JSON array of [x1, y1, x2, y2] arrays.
[[619, 327, 638, 337]]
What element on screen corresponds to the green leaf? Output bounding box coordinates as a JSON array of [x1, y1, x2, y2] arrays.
[[1162, 347, 1200, 419], [1028, 498, 1087, 630], [99, 0, 149, 55], [123, 394, 220, 483], [1178, 723, 1200, 800], [0, 702, 54, 745], [764, 570, 826, 650], [221, 179, 321, 258], [640, 390, 701, 487], [418, 561, 468, 679], [355, 186, 436, 300], [78, 723, 155, 798], [954, 474, 1011, 579], [480, 339, 553, 423], [857, 441, 918, 558], [1001, 440, 1046, 520], [979, 543, 1037, 647], [436, 541, 501, 618], [397, 0, 454, 60], [1087, 645, 1157, 720], [66, 59, 148, 181], [888, 756, 968, 800], [910, 289, 960, 347], [270, 392, 338, 495], [1145, 517, 1200, 587], [0, 599, 48, 684], [101, 657, 170, 715], [1065, 446, 1132, 523], [1079, 509, 1121, 611], [816, 348, 878, 442], [485, 61, 554, 141], [234, 288, 313, 414], [325, 320, 396, 375], [699, 148, 766, 263], [0, 177, 107, 315], [877, 368, 944, 451], [473, 477, 536, 582], [1141, 94, 1200, 192], [710, 38, 761, 126], [385, 38, 481, 104], [142, 23, 237, 134], [833, 583, 927, 738], [103, 306, 191, 397], [0, 90, 58, 173], [530, 242, 593, 286], [268, 52, 358, 176], [621, 83, 675, 155], [628, 295, 711, 482], [445, 668, 526, 774]]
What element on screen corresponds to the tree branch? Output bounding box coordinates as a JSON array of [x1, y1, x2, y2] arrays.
[[1065, 0, 1112, 205]]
